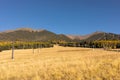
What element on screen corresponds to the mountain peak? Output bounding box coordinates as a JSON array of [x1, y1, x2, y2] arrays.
[[16, 28, 45, 32], [16, 28, 33, 31], [93, 31, 105, 34], [0, 28, 46, 34], [0, 28, 71, 41]]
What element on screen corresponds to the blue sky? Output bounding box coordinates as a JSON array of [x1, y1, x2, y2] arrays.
[[0, 0, 120, 35]]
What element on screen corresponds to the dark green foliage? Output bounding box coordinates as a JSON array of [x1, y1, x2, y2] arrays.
[[58, 40, 120, 50], [0, 41, 53, 52], [93, 40, 120, 50]]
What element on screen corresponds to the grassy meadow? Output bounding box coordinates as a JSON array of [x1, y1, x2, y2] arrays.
[[0, 45, 120, 80]]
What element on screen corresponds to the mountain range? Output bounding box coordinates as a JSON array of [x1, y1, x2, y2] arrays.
[[0, 28, 71, 41], [67, 31, 120, 41], [0, 28, 120, 41]]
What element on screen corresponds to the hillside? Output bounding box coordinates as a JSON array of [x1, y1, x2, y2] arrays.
[[67, 31, 120, 41], [0, 28, 120, 42], [0, 28, 71, 41], [66, 31, 105, 40], [86, 32, 120, 41]]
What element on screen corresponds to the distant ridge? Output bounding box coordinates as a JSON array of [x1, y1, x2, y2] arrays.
[[16, 28, 45, 32], [0, 28, 71, 41], [66, 31, 120, 41], [85, 32, 120, 41], [16, 28, 35, 32], [0, 28, 120, 41], [66, 31, 104, 40], [1, 28, 45, 33]]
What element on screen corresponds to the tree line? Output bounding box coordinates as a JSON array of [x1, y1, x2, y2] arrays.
[[58, 40, 120, 50], [0, 40, 120, 52], [0, 41, 53, 52]]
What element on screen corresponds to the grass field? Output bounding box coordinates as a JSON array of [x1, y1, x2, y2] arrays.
[[0, 45, 120, 80]]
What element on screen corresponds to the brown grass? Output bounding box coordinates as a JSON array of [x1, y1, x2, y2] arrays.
[[0, 45, 120, 80]]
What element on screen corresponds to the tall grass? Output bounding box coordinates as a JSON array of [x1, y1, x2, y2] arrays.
[[0, 46, 120, 80]]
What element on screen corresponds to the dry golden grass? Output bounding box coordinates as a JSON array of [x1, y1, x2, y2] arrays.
[[0, 45, 120, 80]]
